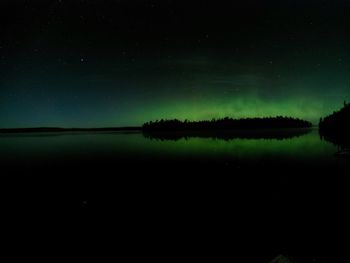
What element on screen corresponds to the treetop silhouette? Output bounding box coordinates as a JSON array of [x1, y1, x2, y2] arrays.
[[143, 117, 312, 132]]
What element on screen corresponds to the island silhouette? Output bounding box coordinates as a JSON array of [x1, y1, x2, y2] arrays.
[[142, 117, 312, 141]]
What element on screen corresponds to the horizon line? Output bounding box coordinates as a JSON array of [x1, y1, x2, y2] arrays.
[[0, 127, 142, 132]]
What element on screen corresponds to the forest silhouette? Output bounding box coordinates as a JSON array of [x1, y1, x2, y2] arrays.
[[319, 102, 350, 149], [142, 117, 312, 141]]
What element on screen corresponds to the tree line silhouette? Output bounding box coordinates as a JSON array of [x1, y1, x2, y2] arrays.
[[319, 101, 350, 149], [142, 117, 312, 141], [143, 117, 312, 132], [319, 101, 350, 132]]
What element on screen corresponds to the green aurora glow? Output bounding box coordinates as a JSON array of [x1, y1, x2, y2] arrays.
[[1, 1, 350, 128]]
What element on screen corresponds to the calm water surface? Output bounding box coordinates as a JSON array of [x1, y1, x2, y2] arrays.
[[1, 129, 349, 262], [0, 129, 348, 170]]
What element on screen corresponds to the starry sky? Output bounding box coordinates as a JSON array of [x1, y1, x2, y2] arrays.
[[1, 0, 350, 128]]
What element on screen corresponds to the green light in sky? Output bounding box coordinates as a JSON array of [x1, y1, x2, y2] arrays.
[[130, 95, 336, 126]]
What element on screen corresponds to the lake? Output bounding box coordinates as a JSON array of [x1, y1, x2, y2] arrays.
[[0, 128, 349, 262], [0, 128, 348, 171]]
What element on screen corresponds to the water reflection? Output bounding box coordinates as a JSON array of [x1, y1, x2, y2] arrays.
[[0, 129, 348, 170], [320, 130, 350, 149], [319, 129, 350, 159], [143, 128, 312, 141], [0, 129, 347, 263]]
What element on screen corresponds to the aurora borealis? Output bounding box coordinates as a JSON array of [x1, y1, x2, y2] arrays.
[[1, 0, 350, 128]]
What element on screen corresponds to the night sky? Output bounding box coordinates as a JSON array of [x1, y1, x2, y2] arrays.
[[1, 0, 350, 128]]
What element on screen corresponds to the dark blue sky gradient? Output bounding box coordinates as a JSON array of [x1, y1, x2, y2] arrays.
[[1, 0, 350, 127]]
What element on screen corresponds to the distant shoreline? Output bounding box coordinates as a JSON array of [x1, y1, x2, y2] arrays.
[[0, 127, 142, 133]]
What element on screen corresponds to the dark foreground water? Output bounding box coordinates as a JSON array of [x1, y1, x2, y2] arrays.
[[0, 128, 348, 169], [0, 129, 349, 262]]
